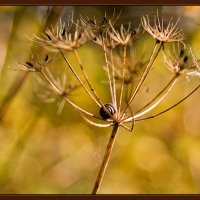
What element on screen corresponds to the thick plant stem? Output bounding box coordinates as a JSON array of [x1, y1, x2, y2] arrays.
[[92, 123, 119, 195]]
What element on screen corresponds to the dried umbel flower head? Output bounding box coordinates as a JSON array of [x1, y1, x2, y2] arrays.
[[35, 71, 81, 114], [80, 10, 121, 45], [141, 11, 186, 43], [108, 21, 141, 46], [108, 22, 132, 46], [110, 46, 146, 85], [81, 15, 109, 36], [163, 44, 200, 77], [91, 32, 120, 48], [13, 54, 52, 72], [34, 17, 88, 52]]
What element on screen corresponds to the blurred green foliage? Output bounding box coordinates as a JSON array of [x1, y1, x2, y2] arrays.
[[0, 5, 200, 194]]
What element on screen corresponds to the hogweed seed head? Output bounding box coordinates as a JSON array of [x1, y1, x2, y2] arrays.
[[141, 11, 186, 43], [92, 32, 120, 48], [34, 18, 88, 52], [108, 21, 133, 46], [37, 70, 80, 112], [80, 11, 121, 47], [110, 47, 146, 85], [81, 15, 110, 43], [163, 44, 200, 77], [15, 54, 52, 72]]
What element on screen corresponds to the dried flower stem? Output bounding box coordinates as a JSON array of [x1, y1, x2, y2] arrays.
[[122, 41, 163, 117], [40, 70, 98, 118], [110, 48, 117, 109], [40, 70, 61, 94], [134, 75, 178, 115], [92, 123, 119, 194], [134, 74, 178, 118], [118, 45, 127, 113], [73, 49, 104, 106], [60, 48, 116, 121], [136, 83, 200, 121], [59, 49, 101, 107], [102, 39, 115, 106]]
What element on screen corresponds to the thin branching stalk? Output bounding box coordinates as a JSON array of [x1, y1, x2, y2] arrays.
[[118, 45, 127, 114], [40, 70, 99, 118], [60, 48, 116, 121], [59, 48, 101, 107], [73, 49, 104, 106], [135, 83, 200, 121], [40, 70, 61, 94], [110, 48, 117, 109], [122, 41, 163, 117], [133, 74, 178, 118], [92, 123, 119, 194], [102, 39, 115, 106], [134, 74, 178, 115]]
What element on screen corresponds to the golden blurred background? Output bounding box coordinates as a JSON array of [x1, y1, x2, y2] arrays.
[[0, 6, 200, 194]]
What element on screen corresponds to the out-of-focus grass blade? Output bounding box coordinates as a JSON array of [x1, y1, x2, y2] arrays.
[[0, 6, 65, 121], [0, 6, 26, 78]]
